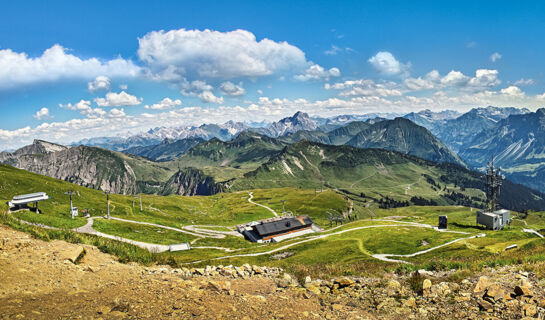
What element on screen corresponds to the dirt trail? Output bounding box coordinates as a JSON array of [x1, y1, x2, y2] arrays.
[[248, 192, 278, 217]]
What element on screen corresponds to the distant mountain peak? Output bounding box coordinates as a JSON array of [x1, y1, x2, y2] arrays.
[[267, 111, 317, 137]]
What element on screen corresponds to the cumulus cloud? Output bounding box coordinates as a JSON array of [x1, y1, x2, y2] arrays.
[[500, 85, 524, 97], [33, 107, 52, 120], [490, 52, 502, 62], [220, 81, 245, 96], [368, 51, 410, 75], [60, 99, 109, 118], [198, 91, 224, 104], [0, 45, 140, 89], [88, 76, 111, 92], [144, 97, 182, 110], [402, 69, 500, 91], [180, 79, 213, 96], [294, 64, 341, 81], [94, 91, 142, 107], [138, 28, 307, 80]]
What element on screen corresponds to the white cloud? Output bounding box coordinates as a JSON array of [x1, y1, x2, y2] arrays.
[[144, 97, 182, 110], [511, 78, 535, 86], [368, 51, 409, 75], [94, 91, 142, 107], [294, 64, 341, 81], [138, 28, 307, 79], [500, 85, 524, 97], [119, 84, 128, 90], [326, 79, 402, 97], [60, 99, 92, 112], [440, 70, 469, 86], [257, 89, 263, 95], [490, 52, 502, 62], [467, 69, 501, 89], [198, 91, 224, 104], [87, 76, 111, 92], [220, 81, 245, 96], [324, 45, 341, 55], [59, 99, 109, 118], [33, 107, 52, 120], [0, 45, 140, 89], [180, 79, 213, 96]]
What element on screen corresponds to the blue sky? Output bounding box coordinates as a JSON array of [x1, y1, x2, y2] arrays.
[[1, 0, 545, 150]]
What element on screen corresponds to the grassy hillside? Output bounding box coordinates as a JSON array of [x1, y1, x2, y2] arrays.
[[230, 141, 545, 212], [176, 132, 287, 182], [2, 163, 545, 280]]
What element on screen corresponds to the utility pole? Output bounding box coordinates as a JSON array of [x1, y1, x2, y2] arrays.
[[104, 191, 110, 219], [281, 200, 286, 215], [65, 190, 75, 219]]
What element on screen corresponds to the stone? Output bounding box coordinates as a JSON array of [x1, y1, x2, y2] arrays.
[[523, 303, 537, 317], [194, 268, 205, 276], [485, 284, 507, 302], [514, 281, 533, 297], [386, 279, 402, 295], [304, 276, 312, 286], [253, 266, 264, 274], [62, 246, 84, 264], [539, 299, 545, 308], [207, 280, 231, 292], [473, 276, 490, 293], [477, 298, 493, 311], [334, 277, 355, 288], [422, 279, 432, 296]]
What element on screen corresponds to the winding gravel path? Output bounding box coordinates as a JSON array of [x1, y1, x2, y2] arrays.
[[247, 192, 278, 217], [74, 217, 170, 253]]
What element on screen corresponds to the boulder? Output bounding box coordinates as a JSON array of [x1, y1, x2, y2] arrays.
[[422, 279, 432, 297], [514, 281, 533, 297], [386, 279, 402, 296], [334, 277, 355, 288], [473, 276, 490, 293], [62, 246, 84, 264]]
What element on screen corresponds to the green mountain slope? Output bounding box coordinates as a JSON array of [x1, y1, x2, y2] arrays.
[[229, 141, 545, 212], [281, 118, 463, 166], [177, 131, 287, 181], [346, 118, 464, 166]]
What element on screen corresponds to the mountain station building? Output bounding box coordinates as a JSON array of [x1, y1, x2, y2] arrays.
[[238, 215, 317, 243]]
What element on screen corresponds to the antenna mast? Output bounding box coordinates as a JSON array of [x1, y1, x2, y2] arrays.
[[485, 157, 502, 211]]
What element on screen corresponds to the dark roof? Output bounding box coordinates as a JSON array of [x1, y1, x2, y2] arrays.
[[254, 216, 313, 237]]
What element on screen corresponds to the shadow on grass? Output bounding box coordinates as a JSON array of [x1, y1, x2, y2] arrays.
[[451, 222, 485, 230]]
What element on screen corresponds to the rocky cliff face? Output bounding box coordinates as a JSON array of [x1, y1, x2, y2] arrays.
[[1, 141, 138, 194], [161, 168, 223, 196]]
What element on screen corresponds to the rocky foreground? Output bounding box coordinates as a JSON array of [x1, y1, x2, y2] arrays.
[[0, 225, 544, 319]]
